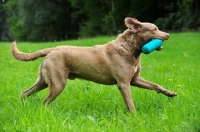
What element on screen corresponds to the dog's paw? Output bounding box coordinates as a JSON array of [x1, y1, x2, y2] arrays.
[[164, 90, 177, 97]]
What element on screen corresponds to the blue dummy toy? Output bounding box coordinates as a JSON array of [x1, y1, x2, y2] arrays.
[[142, 39, 163, 54]]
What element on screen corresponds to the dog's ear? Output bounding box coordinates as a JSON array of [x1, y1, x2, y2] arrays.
[[125, 17, 142, 33]]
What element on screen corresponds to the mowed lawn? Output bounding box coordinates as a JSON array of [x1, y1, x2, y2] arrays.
[[0, 32, 200, 132]]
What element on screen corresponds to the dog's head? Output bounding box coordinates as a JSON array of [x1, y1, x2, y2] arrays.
[[123, 17, 170, 51]]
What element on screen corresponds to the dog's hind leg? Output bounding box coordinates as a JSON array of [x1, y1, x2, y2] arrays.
[[131, 77, 177, 97], [42, 63, 69, 105], [21, 66, 48, 99], [21, 76, 48, 98]]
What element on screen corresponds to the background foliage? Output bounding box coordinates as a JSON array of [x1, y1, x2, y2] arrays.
[[0, 0, 200, 41]]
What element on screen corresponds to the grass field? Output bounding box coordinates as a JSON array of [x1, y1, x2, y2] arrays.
[[0, 32, 200, 132]]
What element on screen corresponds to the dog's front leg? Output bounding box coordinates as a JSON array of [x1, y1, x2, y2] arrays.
[[131, 77, 177, 97], [118, 83, 136, 113]]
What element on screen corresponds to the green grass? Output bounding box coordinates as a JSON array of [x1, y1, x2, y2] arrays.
[[0, 32, 200, 132]]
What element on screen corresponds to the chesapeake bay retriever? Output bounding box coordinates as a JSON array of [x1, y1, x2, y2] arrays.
[[11, 17, 177, 112]]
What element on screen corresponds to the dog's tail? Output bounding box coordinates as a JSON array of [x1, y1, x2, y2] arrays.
[[11, 41, 53, 61]]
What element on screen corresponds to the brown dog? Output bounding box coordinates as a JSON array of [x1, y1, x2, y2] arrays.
[[11, 17, 177, 112]]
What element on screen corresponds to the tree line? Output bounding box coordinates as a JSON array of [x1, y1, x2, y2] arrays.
[[0, 0, 199, 42]]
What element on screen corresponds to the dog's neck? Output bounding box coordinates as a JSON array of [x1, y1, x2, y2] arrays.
[[116, 33, 144, 58]]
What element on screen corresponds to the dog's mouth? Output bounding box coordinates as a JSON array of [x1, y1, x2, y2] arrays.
[[142, 38, 164, 54], [154, 38, 163, 51], [156, 46, 162, 51]]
